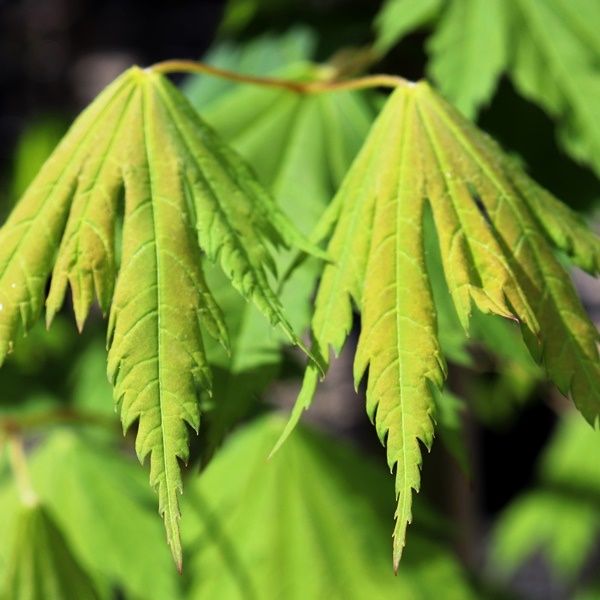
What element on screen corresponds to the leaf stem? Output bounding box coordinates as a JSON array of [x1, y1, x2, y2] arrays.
[[149, 60, 409, 93], [7, 433, 38, 507]]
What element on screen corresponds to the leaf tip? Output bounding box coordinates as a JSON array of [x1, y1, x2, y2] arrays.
[[45, 307, 56, 331], [164, 513, 184, 573], [172, 545, 183, 575], [392, 541, 404, 574]]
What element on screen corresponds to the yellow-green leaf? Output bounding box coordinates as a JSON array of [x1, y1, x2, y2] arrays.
[[0, 66, 316, 566], [281, 81, 600, 568]]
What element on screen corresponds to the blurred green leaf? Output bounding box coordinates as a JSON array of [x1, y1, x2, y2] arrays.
[[576, 582, 600, 600], [1, 503, 100, 600], [218, 0, 296, 35], [491, 413, 600, 582], [7, 317, 76, 374], [31, 433, 180, 600], [508, 0, 600, 177], [69, 341, 115, 417], [183, 27, 316, 107], [0, 432, 180, 600], [466, 311, 543, 426], [0, 317, 78, 418], [374, 0, 600, 175], [183, 34, 375, 451], [374, 0, 443, 54], [427, 0, 508, 118], [492, 490, 599, 582], [540, 411, 600, 494], [433, 388, 470, 476], [182, 414, 476, 599]]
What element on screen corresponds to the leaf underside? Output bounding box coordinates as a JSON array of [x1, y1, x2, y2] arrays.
[[0, 66, 315, 567], [185, 57, 375, 457], [283, 81, 600, 568]]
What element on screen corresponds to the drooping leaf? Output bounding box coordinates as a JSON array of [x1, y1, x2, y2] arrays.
[[183, 44, 375, 450], [1, 503, 100, 600], [280, 81, 600, 567], [0, 66, 317, 565], [374, 0, 600, 174], [182, 414, 476, 599]]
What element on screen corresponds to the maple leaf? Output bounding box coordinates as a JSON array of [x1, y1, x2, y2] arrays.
[[0, 66, 318, 566], [277, 80, 600, 567], [375, 0, 600, 174]]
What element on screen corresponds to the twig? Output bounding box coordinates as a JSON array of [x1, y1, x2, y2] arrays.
[[0, 407, 119, 435], [150, 59, 410, 94]]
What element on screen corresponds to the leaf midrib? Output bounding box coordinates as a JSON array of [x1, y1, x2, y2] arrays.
[[392, 92, 412, 546], [140, 82, 176, 539]]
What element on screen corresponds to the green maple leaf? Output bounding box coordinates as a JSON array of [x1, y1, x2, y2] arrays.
[[374, 0, 444, 55], [182, 414, 476, 599], [183, 40, 375, 453], [0, 66, 318, 566], [2, 503, 99, 600], [31, 432, 181, 600], [426, 0, 508, 119], [508, 0, 600, 176], [375, 0, 600, 173], [0, 429, 182, 598], [278, 81, 600, 567]]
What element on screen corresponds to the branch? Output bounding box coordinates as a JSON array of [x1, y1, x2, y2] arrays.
[[149, 60, 410, 93], [0, 408, 119, 435]]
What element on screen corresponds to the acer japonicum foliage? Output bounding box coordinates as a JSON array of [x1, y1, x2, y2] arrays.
[[0, 58, 599, 569], [376, 0, 600, 177]]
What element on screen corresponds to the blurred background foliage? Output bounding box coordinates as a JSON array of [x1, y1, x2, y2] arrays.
[[0, 0, 599, 598]]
